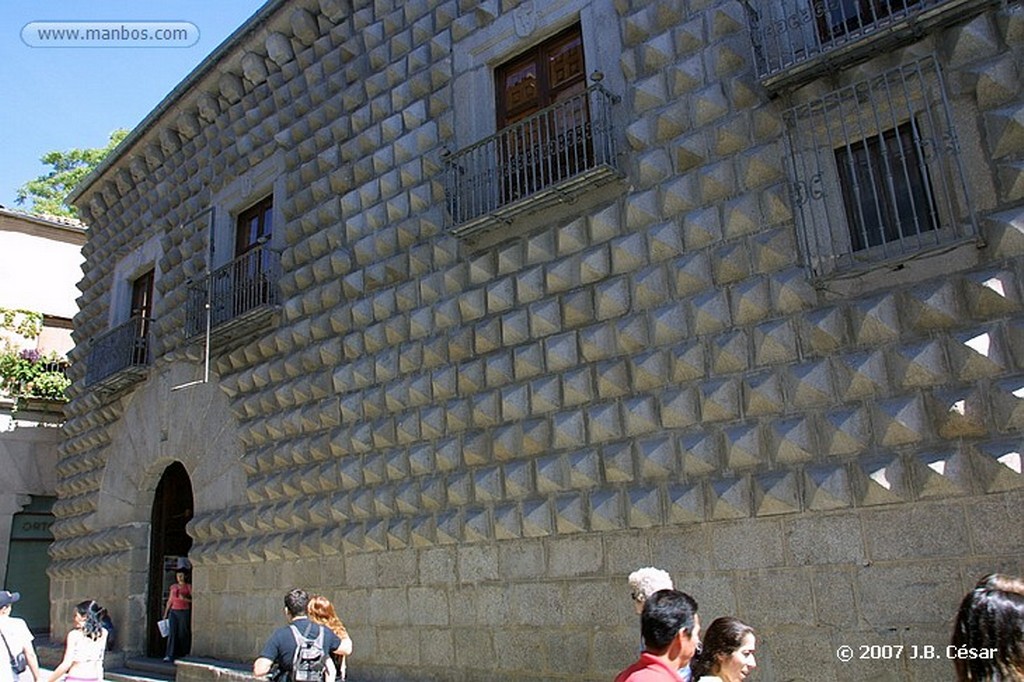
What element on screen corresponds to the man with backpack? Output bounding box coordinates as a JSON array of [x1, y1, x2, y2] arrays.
[[253, 589, 351, 682]]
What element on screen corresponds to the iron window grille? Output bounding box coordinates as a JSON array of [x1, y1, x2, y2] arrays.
[[783, 55, 977, 277]]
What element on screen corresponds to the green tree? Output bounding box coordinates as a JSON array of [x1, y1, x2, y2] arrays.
[[15, 128, 129, 218]]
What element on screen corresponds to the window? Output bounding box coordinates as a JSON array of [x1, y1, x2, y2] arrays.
[[495, 24, 589, 204], [85, 266, 155, 387], [235, 195, 273, 259], [232, 196, 273, 316], [745, 0, 968, 85], [130, 269, 155, 364], [131, 269, 154, 319], [187, 156, 283, 341], [834, 121, 938, 251], [445, 15, 622, 236], [814, 0, 915, 43], [496, 25, 586, 128], [784, 56, 976, 277], [208, 195, 277, 329]]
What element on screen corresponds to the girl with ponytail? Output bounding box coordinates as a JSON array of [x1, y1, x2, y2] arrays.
[[47, 601, 109, 682]]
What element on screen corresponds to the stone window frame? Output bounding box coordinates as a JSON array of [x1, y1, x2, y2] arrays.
[[209, 151, 285, 272], [108, 234, 163, 330]]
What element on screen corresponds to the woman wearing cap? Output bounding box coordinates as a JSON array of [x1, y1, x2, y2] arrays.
[[0, 591, 40, 682], [47, 601, 108, 682]]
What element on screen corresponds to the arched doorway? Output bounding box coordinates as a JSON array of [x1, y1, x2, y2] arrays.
[[146, 462, 193, 657]]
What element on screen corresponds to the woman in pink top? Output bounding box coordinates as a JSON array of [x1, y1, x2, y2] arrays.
[[162, 570, 191, 662]]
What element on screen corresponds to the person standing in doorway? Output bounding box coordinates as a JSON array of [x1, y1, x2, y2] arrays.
[[162, 570, 192, 662], [0, 591, 40, 682]]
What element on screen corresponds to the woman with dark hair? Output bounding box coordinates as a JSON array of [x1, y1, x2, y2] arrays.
[[162, 570, 192, 662], [307, 595, 353, 682], [952, 573, 1024, 681], [690, 617, 757, 682], [47, 601, 108, 682]]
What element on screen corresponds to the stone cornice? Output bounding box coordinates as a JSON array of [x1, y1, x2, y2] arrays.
[[67, 0, 294, 207]]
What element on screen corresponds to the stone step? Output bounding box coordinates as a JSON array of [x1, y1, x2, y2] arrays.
[[126, 657, 178, 676], [105, 657, 177, 682], [106, 670, 175, 682]]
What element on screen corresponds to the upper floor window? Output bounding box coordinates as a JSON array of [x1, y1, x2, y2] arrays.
[[129, 268, 154, 364], [815, 0, 914, 42], [224, 196, 275, 321], [131, 269, 154, 320], [445, 21, 621, 237], [834, 120, 939, 252], [85, 266, 154, 389], [496, 25, 586, 129], [186, 155, 283, 343], [784, 56, 977, 278], [186, 195, 280, 341], [235, 195, 273, 258], [745, 0, 985, 88], [492, 25, 592, 206]]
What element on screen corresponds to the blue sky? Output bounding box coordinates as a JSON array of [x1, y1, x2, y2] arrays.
[[1, 0, 269, 210]]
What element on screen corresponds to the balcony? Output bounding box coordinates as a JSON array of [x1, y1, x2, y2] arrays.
[[85, 315, 151, 391], [186, 243, 280, 344], [444, 82, 622, 238], [743, 0, 995, 89]]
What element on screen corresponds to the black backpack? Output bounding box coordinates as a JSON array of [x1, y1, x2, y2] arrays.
[[288, 622, 327, 682]]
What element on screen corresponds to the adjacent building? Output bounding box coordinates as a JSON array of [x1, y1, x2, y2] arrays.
[[62, 0, 1023, 679], [0, 206, 84, 632]]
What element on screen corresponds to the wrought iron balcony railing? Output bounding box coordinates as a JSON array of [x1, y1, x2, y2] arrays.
[[186, 242, 280, 340], [85, 315, 151, 388], [444, 81, 622, 237], [743, 0, 992, 87]]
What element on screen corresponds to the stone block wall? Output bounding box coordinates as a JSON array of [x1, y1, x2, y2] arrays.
[[59, 0, 1024, 680]]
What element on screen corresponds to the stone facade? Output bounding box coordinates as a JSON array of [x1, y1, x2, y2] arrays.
[[62, 1, 1023, 680]]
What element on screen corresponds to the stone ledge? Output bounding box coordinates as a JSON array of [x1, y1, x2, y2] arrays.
[[176, 657, 254, 682]]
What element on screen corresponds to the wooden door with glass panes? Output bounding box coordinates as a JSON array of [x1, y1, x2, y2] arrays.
[[232, 196, 273, 317], [495, 24, 589, 206]]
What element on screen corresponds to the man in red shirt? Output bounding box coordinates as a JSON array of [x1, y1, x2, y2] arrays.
[[615, 590, 701, 682]]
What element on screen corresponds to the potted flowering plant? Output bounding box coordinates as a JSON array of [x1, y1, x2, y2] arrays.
[[0, 347, 71, 407], [0, 309, 71, 415]]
